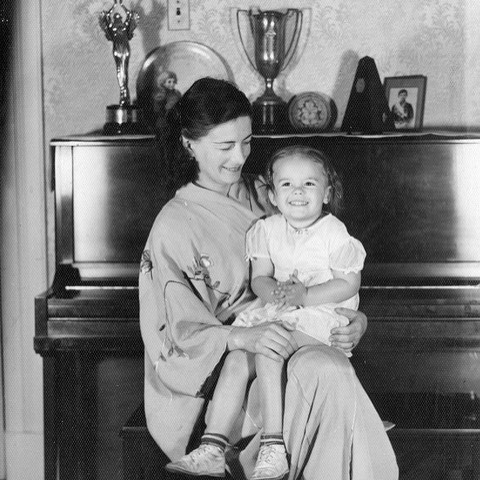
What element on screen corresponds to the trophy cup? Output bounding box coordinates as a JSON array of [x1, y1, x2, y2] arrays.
[[99, 0, 142, 134], [236, 8, 302, 133]]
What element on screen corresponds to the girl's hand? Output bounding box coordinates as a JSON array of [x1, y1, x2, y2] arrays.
[[271, 280, 287, 302], [271, 279, 291, 308], [282, 271, 307, 306], [228, 322, 298, 362], [329, 308, 368, 354]]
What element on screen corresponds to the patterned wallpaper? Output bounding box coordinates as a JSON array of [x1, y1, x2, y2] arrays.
[[40, 0, 480, 269], [42, 0, 480, 140]]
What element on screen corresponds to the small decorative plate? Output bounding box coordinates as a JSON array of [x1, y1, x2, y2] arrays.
[[136, 41, 233, 131], [287, 92, 333, 131]]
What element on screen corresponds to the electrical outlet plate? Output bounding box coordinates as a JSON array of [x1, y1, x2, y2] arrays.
[[168, 0, 190, 30]]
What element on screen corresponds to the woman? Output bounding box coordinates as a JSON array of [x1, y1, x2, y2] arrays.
[[139, 77, 398, 479]]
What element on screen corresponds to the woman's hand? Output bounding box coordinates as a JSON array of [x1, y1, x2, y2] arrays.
[[228, 322, 298, 362], [329, 308, 368, 354]]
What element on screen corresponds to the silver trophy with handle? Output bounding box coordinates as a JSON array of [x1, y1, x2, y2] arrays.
[[236, 8, 302, 133]]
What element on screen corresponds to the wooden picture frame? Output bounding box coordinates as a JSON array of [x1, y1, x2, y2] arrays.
[[384, 75, 427, 131]]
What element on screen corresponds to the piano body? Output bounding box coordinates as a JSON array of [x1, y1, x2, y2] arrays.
[[34, 135, 167, 480], [35, 133, 480, 480]]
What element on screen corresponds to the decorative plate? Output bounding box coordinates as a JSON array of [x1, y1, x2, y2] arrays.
[[136, 41, 233, 131], [287, 92, 333, 131]]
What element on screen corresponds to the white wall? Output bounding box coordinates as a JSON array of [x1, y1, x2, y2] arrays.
[[1, 0, 47, 478], [40, 0, 480, 277]]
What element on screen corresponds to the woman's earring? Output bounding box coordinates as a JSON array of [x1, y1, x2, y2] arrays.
[[181, 138, 194, 158], [186, 143, 195, 159]]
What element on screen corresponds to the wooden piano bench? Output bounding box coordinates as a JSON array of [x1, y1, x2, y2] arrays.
[[120, 404, 171, 480], [121, 404, 235, 480]]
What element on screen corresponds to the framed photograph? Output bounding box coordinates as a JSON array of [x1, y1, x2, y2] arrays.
[[384, 75, 427, 131]]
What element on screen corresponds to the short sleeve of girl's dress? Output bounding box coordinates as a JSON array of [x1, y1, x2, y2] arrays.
[[329, 237, 367, 274], [245, 219, 270, 260]]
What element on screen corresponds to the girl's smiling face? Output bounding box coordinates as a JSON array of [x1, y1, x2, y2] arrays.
[[186, 116, 252, 195], [268, 155, 331, 229]]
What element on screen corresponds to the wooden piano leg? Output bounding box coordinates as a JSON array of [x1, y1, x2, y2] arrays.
[[43, 356, 58, 480], [55, 351, 97, 480]]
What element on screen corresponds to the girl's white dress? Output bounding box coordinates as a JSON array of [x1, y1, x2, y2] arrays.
[[234, 213, 366, 347]]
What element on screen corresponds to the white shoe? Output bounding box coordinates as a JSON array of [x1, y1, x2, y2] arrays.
[[251, 444, 289, 480], [165, 443, 226, 477]]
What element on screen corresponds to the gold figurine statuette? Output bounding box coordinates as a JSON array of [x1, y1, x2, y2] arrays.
[[99, 0, 139, 106], [99, 0, 143, 134]]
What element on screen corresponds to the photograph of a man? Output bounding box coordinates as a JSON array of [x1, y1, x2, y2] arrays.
[[390, 88, 415, 128]]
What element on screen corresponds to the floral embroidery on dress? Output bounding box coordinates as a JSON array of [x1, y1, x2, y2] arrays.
[[159, 310, 190, 361], [188, 254, 220, 289], [158, 342, 189, 362], [167, 343, 189, 358], [158, 339, 189, 361], [140, 249, 153, 276]]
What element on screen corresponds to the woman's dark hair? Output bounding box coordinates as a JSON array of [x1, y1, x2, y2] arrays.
[[158, 77, 252, 191], [264, 145, 344, 216]]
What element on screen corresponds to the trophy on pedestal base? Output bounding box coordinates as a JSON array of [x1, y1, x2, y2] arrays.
[[99, 0, 142, 134], [104, 105, 140, 134], [236, 8, 302, 134]]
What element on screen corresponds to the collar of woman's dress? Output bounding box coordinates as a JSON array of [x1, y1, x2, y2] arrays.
[[176, 178, 251, 208]]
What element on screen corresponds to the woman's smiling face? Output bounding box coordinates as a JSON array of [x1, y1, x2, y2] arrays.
[[268, 155, 331, 229], [186, 116, 252, 195]]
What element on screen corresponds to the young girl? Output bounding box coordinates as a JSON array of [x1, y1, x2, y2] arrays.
[[234, 145, 366, 349], [165, 145, 366, 480]]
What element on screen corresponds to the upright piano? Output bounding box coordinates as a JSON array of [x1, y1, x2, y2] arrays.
[[35, 133, 480, 480]]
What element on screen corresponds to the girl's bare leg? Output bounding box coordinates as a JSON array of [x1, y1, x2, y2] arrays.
[[252, 354, 289, 480], [206, 350, 256, 436], [255, 353, 285, 433], [165, 350, 256, 476], [255, 331, 322, 433]]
